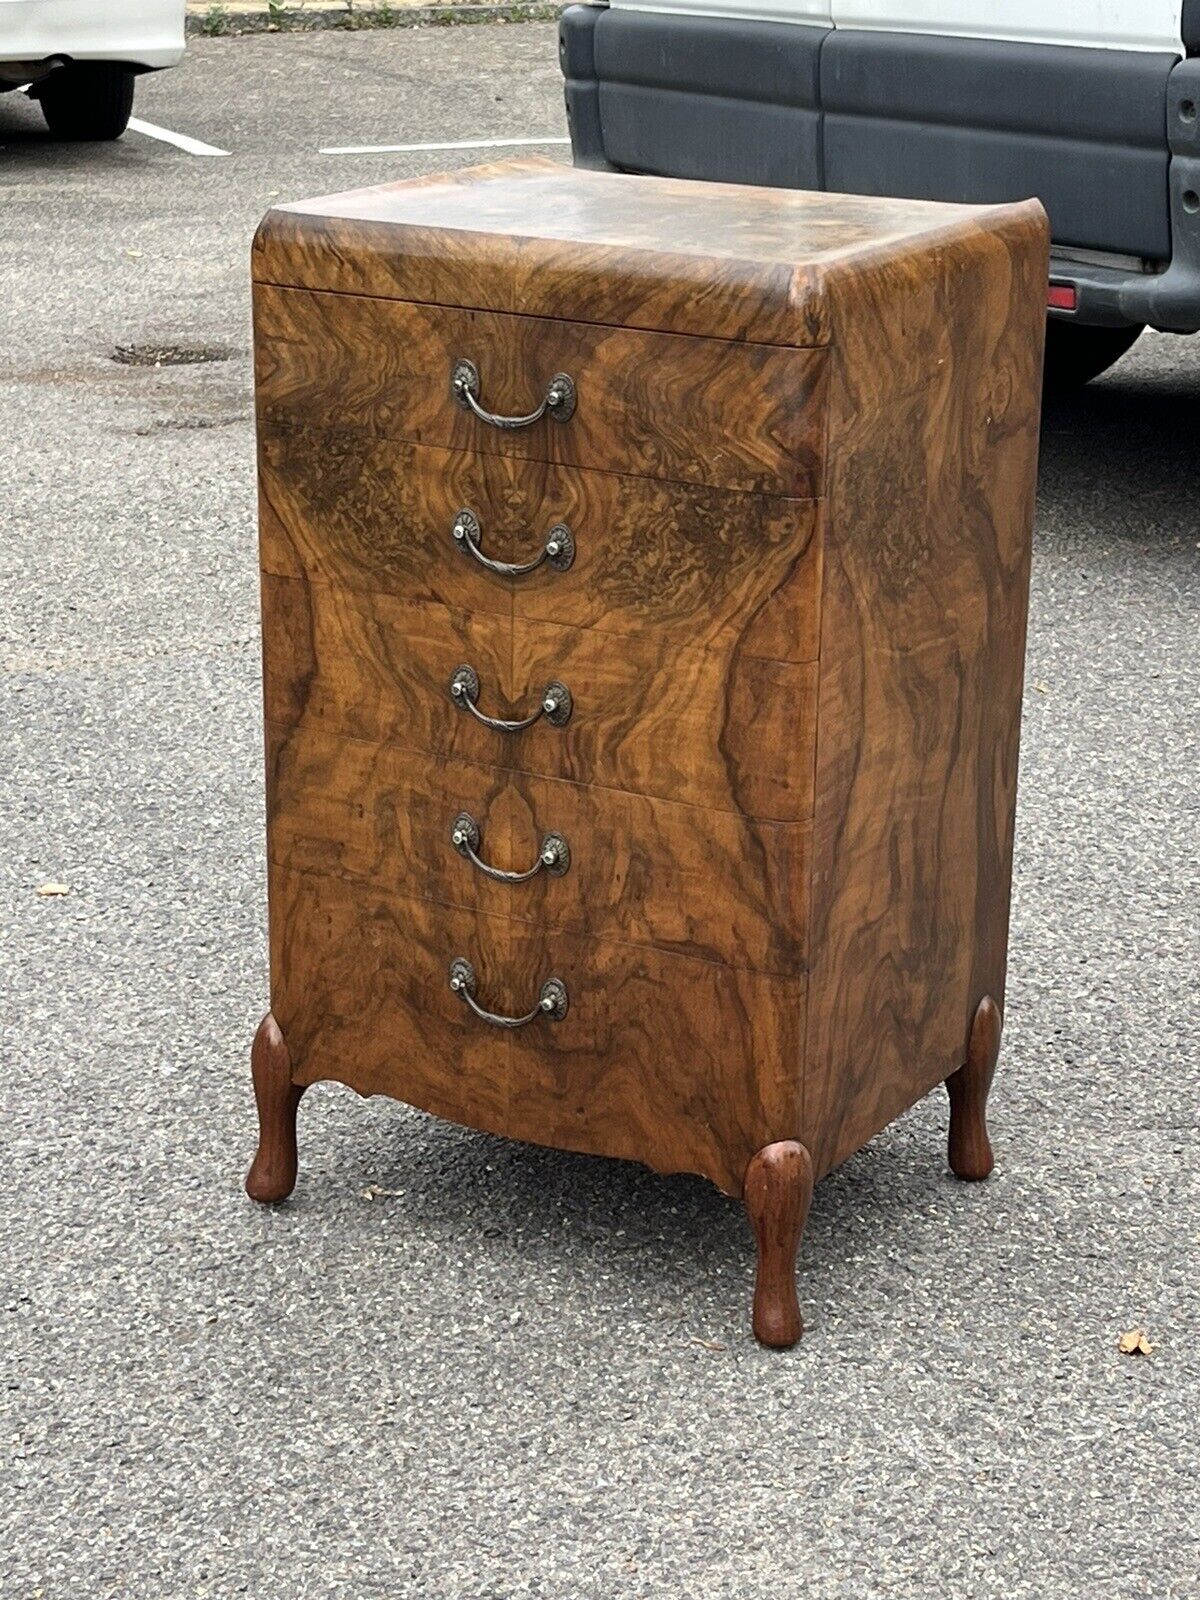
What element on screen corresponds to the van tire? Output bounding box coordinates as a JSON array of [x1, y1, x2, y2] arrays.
[[38, 63, 135, 141], [1043, 321, 1143, 392]]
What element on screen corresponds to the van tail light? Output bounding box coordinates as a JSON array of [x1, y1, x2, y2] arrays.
[[1047, 283, 1078, 310]]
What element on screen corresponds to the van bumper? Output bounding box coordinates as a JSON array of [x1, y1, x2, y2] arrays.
[[0, 1, 186, 76], [1051, 252, 1200, 334]]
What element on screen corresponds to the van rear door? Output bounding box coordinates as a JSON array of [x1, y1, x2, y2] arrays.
[[822, 2, 1182, 261]]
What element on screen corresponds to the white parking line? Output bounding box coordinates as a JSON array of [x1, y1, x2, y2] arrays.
[[128, 117, 229, 157], [320, 136, 571, 156]]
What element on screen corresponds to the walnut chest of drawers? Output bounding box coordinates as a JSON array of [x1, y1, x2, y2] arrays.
[[245, 159, 1048, 1347]]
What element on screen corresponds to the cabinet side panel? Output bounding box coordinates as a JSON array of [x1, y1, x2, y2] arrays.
[[804, 203, 1048, 1178]]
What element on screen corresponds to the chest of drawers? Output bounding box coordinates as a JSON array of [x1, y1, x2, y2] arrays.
[[244, 159, 1047, 1347]]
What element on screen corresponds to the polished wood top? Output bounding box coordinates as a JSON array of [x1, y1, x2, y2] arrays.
[[252, 158, 1045, 347]]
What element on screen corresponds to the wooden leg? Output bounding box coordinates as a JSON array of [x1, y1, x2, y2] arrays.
[[246, 1011, 306, 1204], [946, 995, 1002, 1182], [743, 1140, 815, 1349]]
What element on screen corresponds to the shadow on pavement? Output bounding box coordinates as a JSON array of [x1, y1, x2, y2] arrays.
[[1041, 363, 1200, 529]]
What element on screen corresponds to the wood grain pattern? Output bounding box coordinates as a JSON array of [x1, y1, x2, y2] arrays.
[[744, 1140, 814, 1348], [511, 618, 817, 821], [253, 284, 827, 497], [801, 200, 1047, 1178], [258, 425, 822, 662], [252, 156, 1013, 348], [260, 571, 508, 762], [946, 995, 1002, 1181], [270, 865, 804, 1196], [260, 572, 819, 822], [266, 725, 810, 976]]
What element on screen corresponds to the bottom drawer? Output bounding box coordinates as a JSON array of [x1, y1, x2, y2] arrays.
[[270, 865, 804, 1196]]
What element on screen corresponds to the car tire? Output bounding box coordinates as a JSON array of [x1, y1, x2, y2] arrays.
[[38, 63, 135, 141], [1042, 320, 1144, 392]]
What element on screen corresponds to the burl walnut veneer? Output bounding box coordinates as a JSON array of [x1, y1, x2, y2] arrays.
[[247, 159, 1048, 1346]]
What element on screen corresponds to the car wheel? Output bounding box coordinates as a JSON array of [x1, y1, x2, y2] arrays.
[[38, 63, 135, 141], [1042, 320, 1144, 392]]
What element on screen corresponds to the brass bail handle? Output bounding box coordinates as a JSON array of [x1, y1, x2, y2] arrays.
[[451, 508, 576, 578], [450, 812, 571, 884], [451, 358, 577, 429], [448, 958, 569, 1029], [448, 664, 572, 733]]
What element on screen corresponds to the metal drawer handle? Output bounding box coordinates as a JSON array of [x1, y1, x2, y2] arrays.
[[449, 957, 569, 1028], [452, 508, 575, 577], [451, 358, 576, 429], [448, 663, 572, 732], [451, 811, 571, 882]]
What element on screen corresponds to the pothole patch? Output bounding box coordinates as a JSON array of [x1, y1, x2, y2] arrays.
[[111, 343, 234, 368]]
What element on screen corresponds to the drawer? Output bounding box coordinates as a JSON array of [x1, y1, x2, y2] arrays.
[[259, 425, 822, 663], [253, 284, 827, 497], [270, 865, 804, 1196], [262, 575, 818, 822], [267, 725, 809, 976]]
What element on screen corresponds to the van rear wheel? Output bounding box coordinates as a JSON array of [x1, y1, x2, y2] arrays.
[[38, 63, 135, 141], [1043, 320, 1143, 392]]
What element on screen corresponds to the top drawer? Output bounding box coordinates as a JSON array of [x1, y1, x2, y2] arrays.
[[253, 285, 827, 498]]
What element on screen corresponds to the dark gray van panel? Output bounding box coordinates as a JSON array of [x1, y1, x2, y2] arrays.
[[560, 5, 1200, 327], [574, 9, 827, 189], [559, 1, 610, 169], [822, 33, 1175, 259], [558, 0, 599, 79]]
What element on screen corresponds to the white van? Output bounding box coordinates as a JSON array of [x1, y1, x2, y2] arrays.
[[560, 1, 1200, 384], [0, 1, 185, 140]]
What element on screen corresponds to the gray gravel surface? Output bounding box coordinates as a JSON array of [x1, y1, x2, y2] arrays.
[[2, 26, 1198, 1600]]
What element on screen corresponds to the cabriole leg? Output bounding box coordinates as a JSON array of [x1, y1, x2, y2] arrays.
[[946, 995, 1002, 1182], [246, 1011, 306, 1204], [743, 1139, 815, 1349]]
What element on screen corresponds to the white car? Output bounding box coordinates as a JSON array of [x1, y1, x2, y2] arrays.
[[0, 0, 185, 140], [561, 1, 1200, 386]]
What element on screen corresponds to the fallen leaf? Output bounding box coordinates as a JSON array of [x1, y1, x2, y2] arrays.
[[1118, 1327, 1154, 1355], [692, 1337, 726, 1352], [35, 882, 71, 897], [1034, 683, 1049, 695]]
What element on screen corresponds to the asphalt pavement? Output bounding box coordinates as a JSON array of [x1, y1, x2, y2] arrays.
[[1, 24, 1198, 1600]]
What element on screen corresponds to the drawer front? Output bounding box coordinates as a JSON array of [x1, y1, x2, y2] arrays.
[[271, 865, 804, 1196], [259, 425, 822, 663], [262, 574, 818, 822], [254, 285, 827, 497], [267, 725, 809, 977]]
